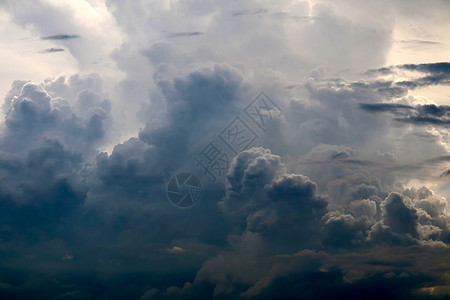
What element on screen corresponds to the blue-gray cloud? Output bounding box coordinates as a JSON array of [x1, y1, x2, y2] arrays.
[[360, 103, 450, 126], [1, 1, 450, 299], [167, 32, 203, 38], [1, 66, 449, 300], [39, 47, 64, 53], [41, 34, 80, 40], [366, 62, 450, 89]]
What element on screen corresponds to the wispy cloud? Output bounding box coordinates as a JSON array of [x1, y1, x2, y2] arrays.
[[39, 48, 65, 53], [232, 8, 268, 16], [167, 32, 203, 38], [41, 34, 80, 40]]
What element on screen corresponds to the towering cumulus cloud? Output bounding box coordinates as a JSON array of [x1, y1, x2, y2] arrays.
[[0, 0, 450, 299]]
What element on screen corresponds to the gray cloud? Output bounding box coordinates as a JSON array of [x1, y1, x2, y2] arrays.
[[39, 47, 65, 53], [41, 34, 80, 40], [441, 169, 450, 177], [232, 8, 268, 17], [365, 62, 450, 89], [219, 148, 328, 252], [1, 1, 450, 299], [359, 103, 414, 113], [167, 32, 203, 38], [147, 151, 450, 299], [360, 103, 450, 126], [399, 39, 442, 47]]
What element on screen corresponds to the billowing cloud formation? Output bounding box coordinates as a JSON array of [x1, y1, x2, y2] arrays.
[[0, 75, 110, 240], [147, 149, 450, 299], [219, 148, 328, 251], [0, 0, 450, 299], [2, 75, 111, 155], [1, 67, 449, 299]]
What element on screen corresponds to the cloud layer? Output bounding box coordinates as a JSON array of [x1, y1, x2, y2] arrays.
[[0, 0, 450, 299]]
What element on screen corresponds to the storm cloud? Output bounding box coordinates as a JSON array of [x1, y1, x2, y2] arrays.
[[0, 0, 449, 299], [360, 103, 450, 126]]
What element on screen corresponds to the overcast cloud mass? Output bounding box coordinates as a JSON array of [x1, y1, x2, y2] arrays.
[[0, 0, 450, 299]]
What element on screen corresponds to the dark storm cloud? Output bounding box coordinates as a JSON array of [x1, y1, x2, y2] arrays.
[[367, 62, 450, 76], [0, 140, 87, 237], [1, 0, 450, 298], [219, 148, 328, 252], [41, 34, 80, 40], [137, 64, 244, 177], [360, 103, 450, 126], [147, 149, 450, 299], [359, 103, 414, 113], [145, 151, 448, 299], [365, 62, 450, 89], [1, 66, 449, 299], [74, 65, 249, 275], [219, 148, 449, 250], [39, 47, 64, 53], [399, 62, 450, 74], [377, 193, 419, 239], [147, 246, 450, 300], [441, 169, 450, 177], [0, 78, 113, 291], [414, 105, 450, 123], [0, 75, 111, 222], [0, 64, 266, 299]]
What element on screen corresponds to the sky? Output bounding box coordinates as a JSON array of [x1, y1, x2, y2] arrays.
[[0, 0, 450, 299]]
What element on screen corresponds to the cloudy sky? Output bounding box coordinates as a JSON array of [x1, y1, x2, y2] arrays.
[[0, 0, 450, 299]]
